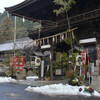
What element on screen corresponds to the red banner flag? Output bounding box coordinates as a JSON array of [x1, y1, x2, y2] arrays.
[[86, 49, 91, 75], [19, 57, 24, 71], [98, 48, 100, 75], [82, 50, 86, 75]]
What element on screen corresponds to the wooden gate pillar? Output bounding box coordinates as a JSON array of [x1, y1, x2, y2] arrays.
[[50, 45, 54, 80]]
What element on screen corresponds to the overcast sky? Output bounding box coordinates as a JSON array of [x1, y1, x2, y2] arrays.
[[0, 0, 25, 13]]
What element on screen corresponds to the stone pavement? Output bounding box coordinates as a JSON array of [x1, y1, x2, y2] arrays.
[[13, 78, 68, 87]]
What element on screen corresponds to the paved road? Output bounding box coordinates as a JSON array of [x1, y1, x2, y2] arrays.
[[0, 83, 100, 100]]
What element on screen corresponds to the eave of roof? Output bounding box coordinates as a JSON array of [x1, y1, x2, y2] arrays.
[[5, 0, 56, 21], [5, 0, 37, 12]]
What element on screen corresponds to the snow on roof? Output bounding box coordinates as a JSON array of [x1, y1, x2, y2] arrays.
[[0, 37, 34, 52]]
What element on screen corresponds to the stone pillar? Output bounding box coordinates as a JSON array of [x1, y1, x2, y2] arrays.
[[91, 67, 100, 92]]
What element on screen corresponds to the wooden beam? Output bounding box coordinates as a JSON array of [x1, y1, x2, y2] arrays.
[[36, 28, 77, 46]]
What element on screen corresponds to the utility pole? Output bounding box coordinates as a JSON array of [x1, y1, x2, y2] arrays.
[[11, 16, 16, 78], [14, 16, 16, 57]]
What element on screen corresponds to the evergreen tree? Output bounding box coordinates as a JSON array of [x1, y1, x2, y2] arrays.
[[0, 16, 14, 41], [53, 0, 76, 16], [53, 0, 76, 35]]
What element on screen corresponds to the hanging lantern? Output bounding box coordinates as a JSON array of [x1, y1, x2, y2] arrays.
[[76, 55, 83, 66], [35, 57, 41, 67]]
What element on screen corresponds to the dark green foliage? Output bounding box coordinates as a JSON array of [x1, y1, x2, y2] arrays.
[[53, 52, 76, 76], [53, 0, 76, 16], [0, 16, 14, 41]]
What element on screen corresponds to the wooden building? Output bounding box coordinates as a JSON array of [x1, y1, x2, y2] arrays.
[[5, 0, 100, 80]]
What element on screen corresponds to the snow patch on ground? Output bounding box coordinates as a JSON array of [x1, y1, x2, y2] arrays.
[[0, 77, 16, 83], [26, 76, 38, 80], [0, 76, 38, 83], [25, 83, 100, 97]]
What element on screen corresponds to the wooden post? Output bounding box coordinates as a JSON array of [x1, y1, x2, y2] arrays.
[[38, 28, 41, 39], [47, 38, 49, 44], [72, 31, 75, 39], [56, 36, 57, 43], [40, 40, 41, 46], [50, 45, 54, 80], [38, 20, 41, 39], [53, 37, 55, 44], [60, 34, 62, 42], [38, 20, 41, 79], [43, 38, 45, 45], [66, 32, 67, 40], [38, 57, 41, 79]]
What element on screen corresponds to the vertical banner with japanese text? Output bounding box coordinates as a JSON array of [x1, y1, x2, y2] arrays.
[[82, 50, 86, 76], [98, 48, 100, 75]]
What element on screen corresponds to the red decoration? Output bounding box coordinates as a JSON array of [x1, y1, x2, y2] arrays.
[[19, 57, 24, 71], [98, 49, 100, 75], [82, 50, 86, 75], [10, 57, 24, 71]]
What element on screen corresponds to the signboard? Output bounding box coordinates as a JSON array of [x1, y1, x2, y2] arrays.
[[55, 69, 62, 75], [10, 57, 24, 71], [98, 49, 100, 75], [91, 63, 94, 72]]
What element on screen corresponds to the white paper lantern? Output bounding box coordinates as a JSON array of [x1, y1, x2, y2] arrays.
[[35, 57, 41, 67]]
